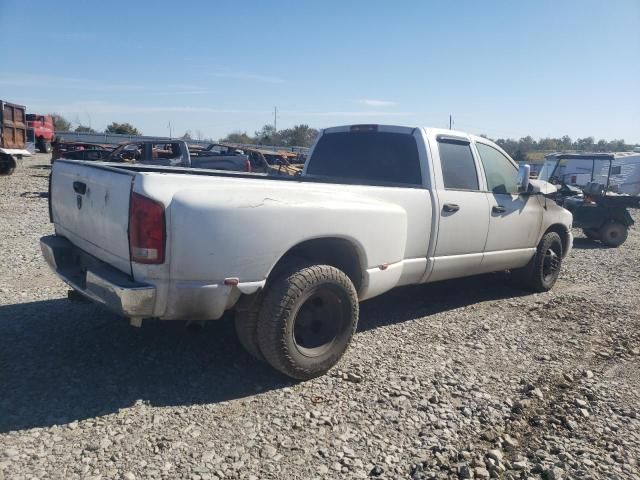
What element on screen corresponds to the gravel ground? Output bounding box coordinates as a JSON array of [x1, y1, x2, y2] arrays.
[[1, 154, 639, 480]]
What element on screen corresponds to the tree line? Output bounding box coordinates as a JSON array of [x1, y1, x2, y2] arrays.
[[491, 136, 633, 162], [50, 113, 635, 153], [220, 124, 319, 148], [50, 114, 142, 136]]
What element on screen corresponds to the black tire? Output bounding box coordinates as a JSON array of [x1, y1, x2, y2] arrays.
[[257, 264, 359, 380], [36, 138, 52, 153], [599, 221, 628, 248], [583, 228, 600, 241], [0, 153, 16, 176], [512, 232, 563, 292], [234, 310, 264, 361]]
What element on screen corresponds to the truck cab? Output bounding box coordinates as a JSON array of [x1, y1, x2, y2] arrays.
[[26, 113, 55, 153]]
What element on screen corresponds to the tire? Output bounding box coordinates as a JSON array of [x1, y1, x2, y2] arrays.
[[583, 228, 600, 241], [599, 221, 628, 248], [36, 138, 52, 153], [256, 264, 359, 380], [512, 232, 563, 292], [0, 153, 16, 176], [235, 310, 264, 361]]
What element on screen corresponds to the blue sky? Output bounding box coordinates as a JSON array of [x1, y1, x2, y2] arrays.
[[1, 0, 638, 142]]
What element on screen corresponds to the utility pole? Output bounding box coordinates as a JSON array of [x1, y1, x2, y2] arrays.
[[168, 121, 172, 139], [449, 115, 453, 130], [274, 106, 278, 132]]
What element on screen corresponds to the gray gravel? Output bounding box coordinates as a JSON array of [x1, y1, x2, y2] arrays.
[[1, 154, 639, 480]]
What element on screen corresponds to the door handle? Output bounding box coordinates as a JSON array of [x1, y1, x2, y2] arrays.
[[492, 205, 507, 214], [443, 203, 460, 213], [73, 181, 87, 195]]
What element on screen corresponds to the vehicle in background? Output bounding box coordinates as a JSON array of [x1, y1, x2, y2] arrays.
[[56, 140, 253, 172], [26, 113, 56, 153], [189, 143, 252, 172], [0, 100, 32, 176], [540, 151, 640, 196], [52, 141, 114, 162], [194, 143, 304, 176], [540, 153, 639, 247], [42, 124, 573, 380], [259, 148, 304, 176]]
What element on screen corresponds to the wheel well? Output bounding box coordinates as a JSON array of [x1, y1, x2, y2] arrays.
[[545, 224, 570, 256], [268, 238, 364, 293]]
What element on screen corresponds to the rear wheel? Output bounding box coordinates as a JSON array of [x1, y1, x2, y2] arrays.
[[583, 228, 601, 241], [512, 231, 563, 292], [257, 264, 358, 380], [0, 153, 16, 176], [599, 221, 628, 247], [234, 310, 264, 361]]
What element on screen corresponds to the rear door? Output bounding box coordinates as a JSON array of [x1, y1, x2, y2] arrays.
[[428, 135, 490, 281], [51, 161, 134, 274]]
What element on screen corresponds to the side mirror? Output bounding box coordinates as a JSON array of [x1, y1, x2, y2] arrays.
[[517, 164, 530, 193]]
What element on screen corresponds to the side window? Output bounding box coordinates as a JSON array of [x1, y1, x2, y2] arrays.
[[476, 143, 518, 194], [438, 140, 479, 190]]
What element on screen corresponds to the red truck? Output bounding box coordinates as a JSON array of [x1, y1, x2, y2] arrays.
[[26, 113, 56, 153]]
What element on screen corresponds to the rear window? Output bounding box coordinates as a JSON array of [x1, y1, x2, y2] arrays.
[[438, 140, 479, 190], [306, 131, 422, 186]]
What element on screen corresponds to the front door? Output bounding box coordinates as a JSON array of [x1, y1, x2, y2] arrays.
[[474, 141, 543, 272]]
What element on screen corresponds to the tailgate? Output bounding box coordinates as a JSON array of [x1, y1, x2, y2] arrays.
[[51, 161, 134, 274]]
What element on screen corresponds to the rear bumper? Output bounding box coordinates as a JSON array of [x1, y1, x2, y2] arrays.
[[40, 235, 156, 318]]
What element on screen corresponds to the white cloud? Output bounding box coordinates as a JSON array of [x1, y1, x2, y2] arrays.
[[0, 73, 209, 96], [358, 99, 398, 107], [284, 110, 411, 117], [30, 101, 412, 118], [32, 101, 260, 115]]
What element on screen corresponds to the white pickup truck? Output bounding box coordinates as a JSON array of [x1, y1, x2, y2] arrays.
[[41, 125, 573, 379]]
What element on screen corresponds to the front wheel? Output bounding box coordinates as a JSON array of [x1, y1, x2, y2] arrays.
[[512, 232, 563, 292], [257, 264, 359, 380], [599, 221, 628, 247]]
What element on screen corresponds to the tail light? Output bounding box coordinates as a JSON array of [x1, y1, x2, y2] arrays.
[[129, 192, 165, 264], [244, 158, 252, 172]]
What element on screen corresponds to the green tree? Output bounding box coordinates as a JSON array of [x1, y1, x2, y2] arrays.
[[181, 130, 192, 140], [221, 131, 253, 144], [105, 122, 142, 135], [254, 124, 278, 145], [50, 113, 71, 131], [279, 124, 319, 147], [75, 125, 96, 133], [575, 137, 595, 151]]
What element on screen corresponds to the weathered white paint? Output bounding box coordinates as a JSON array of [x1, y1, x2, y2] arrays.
[[48, 126, 573, 321]]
